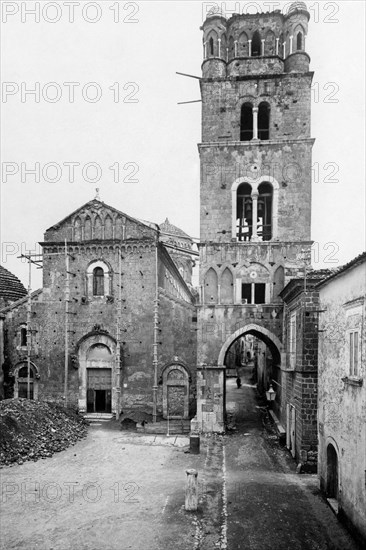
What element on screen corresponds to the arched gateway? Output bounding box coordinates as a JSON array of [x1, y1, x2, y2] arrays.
[[195, 324, 283, 433]]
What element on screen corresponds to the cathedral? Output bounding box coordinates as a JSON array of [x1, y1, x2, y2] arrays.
[[2, 1, 318, 451]]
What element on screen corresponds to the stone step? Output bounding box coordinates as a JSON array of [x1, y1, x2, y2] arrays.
[[83, 413, 115, 422]]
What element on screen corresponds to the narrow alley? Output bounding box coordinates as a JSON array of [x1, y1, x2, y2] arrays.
[[222, 365, 361, 550]]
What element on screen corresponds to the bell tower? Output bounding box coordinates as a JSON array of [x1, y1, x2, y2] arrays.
[[195, 2, 314, 432]]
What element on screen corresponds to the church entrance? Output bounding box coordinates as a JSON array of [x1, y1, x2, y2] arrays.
[[86, 368, 112, 413]]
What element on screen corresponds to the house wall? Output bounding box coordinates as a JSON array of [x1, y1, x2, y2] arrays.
[[281, 288, 320, 467], [318, 262, 366, 543]]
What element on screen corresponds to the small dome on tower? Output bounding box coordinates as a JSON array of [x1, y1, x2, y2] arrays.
[[287, 1, 308, 13], [206, 6, 226, 19]]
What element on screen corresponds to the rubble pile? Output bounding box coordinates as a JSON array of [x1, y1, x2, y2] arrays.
[[0, 398, 88, 467]]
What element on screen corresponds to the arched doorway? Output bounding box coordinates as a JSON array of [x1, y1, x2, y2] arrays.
[[162, 364, 190, 419], [327, 443, 339, 500], [77, 333, 117, 415]]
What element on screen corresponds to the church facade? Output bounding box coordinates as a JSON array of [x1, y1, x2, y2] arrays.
[[1, 200, 197, 419]]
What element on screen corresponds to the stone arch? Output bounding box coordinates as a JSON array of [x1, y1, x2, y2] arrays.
[[265, 30, 276, 55], [77, 332, 117, 415], [84, 216, 92, 240], [11, 361, 40, 399], [231, 175, 279, 241], [104, 215, 113, 239], [218, 323, 283, 367], [94, 215, 102, 239], [238, 31, 248, 56], [220, 267, 234, 304], [293, 24, 305, 51], [207, 29, 218, 57], [86, 259, 112, 298], [161, 363, 190, 419], [74, 216, 82, 240], [203, 267, 218, 304]]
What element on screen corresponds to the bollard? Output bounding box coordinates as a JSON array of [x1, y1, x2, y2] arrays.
[[185, 468, 198, 511], [190, 433, 200, 454]]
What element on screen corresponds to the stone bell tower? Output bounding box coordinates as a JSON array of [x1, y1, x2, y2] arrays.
[[195, 2, 314, 432]]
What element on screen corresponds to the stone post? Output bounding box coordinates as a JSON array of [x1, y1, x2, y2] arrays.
[[185, 469, 198, 511], [252, 107, 259, 140]]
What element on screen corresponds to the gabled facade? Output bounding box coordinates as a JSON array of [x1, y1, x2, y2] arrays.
[[1, 199, 197, 419]]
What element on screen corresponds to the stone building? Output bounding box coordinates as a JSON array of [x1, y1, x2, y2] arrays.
[[0, 199, 197, 419], [317, 253, 366, 544], [279, 269, 333, 468], [195, 2, 314, 431]]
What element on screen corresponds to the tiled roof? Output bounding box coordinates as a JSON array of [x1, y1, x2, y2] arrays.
[[0, 266, 27, 304], [316, 252, 366, 288], [159, 218, 192, 240]]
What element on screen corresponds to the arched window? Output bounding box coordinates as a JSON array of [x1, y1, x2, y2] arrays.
[[204, 268, 218, 304], [237, 183, 252, 241], [207, 30, 218, 57], [296, 31, 303, 51], [252, 30, 261, 57], [258, 182, 273, 241], [240, 103, 253, 141], [258, 102, 270, 140], [93, 267, 105, 296]]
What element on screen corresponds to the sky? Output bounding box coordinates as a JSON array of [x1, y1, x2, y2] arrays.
[[1, 0, 365, 289]]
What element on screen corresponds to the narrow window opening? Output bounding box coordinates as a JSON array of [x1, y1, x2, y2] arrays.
[[209, 37, 214, 56], [254, 283, 266, 304], [258, 102, 270, 140], [93, 267, 104, 296], [242, 283, 252, 304], [240, 103, 253, 141], [252, 31, 261, 57], [296, 32, 303, 51], [237, 183, 252, 241], [20, 327, 27, 346]]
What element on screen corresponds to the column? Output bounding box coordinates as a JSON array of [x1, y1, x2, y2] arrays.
[[275, 37, 279, 55], [251, 283, 255, 305], [234, 40, 238, 57], [251, 192, 258, 241], [252, 107, 259, 140], [261, 39, 265, 56], [289, 36, 293, 55], [218, 38, 221, 58], [283, 42, 286, 58], [248, 40, 252, 57], [203, 41, 207, 59]]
